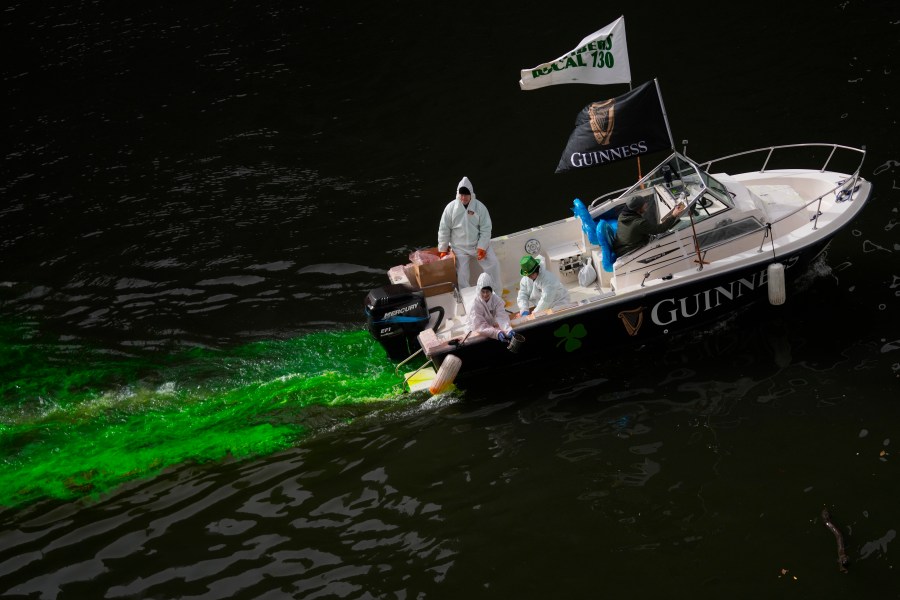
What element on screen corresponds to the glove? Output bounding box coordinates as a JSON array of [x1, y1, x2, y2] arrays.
[[476, 248, 486, 261], [438, 251, 448, 258], [520, 310, 530, 317], [498, 332, 507, 342]]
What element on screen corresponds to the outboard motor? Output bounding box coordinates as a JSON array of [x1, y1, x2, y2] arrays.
[[364, 284, 443, 360]]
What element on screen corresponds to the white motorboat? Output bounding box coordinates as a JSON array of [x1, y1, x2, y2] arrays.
[[365, 142, 871, 391]]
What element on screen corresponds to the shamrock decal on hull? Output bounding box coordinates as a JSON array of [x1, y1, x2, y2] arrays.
[[554, 323, 587, 352]]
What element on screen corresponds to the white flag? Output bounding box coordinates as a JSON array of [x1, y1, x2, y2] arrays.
[[519, 16, 631, 91]]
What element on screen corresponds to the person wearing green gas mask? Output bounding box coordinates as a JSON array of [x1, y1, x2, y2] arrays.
[[516, 255, 571, 317]]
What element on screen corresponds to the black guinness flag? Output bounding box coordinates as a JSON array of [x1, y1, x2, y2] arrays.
[[556, 79, 673, 173]]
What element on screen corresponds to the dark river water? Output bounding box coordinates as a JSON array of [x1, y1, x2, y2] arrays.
[[1, 1, 898, 598]]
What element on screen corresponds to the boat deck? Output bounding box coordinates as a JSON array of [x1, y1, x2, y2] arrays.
[[393, 256, 616, 345]]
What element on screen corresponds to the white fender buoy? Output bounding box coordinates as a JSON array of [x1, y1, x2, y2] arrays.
[[767, 263, 786, 305], [429, 355, 462, 395]]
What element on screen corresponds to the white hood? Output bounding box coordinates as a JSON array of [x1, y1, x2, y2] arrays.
[[456, 176, 476, 200]]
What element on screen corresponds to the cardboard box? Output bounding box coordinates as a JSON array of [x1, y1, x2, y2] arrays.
[[418, 281, 455, 297], [410, 248, 456, 297]]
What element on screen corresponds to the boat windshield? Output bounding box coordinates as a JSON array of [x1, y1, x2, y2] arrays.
[[619, 153, 735, 230]]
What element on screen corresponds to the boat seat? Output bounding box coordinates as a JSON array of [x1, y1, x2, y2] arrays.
[[747, 184, 812, 221], [590, 249, 614, 289]]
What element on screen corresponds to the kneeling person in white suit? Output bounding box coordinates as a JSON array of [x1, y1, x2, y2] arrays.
[[466, 273, 515, 343], [516, 255, 571, 317]]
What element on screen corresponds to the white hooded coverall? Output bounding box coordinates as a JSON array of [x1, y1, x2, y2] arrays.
[[466, 273, 512, 339], [516, 255, 571, 314], [437, 176, 503, 289]]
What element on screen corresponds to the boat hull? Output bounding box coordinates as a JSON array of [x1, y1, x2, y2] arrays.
[[433, 240, 830, 385]]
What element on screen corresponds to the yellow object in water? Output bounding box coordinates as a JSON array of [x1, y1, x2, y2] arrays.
[[404, 367, 437, 393]]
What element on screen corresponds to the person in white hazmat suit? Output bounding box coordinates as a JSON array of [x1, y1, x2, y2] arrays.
[[437, 176, 503, 290], [466, 273, 515, 342], [516, 254, 571, 316]]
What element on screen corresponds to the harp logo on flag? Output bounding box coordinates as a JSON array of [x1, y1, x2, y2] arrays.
[[588, 99, 615, 145]]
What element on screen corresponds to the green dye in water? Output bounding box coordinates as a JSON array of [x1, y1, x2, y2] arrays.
[[0, 322, 407, 508]]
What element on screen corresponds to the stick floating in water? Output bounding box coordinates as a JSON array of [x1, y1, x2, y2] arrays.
[[821, 508, 849, 573]]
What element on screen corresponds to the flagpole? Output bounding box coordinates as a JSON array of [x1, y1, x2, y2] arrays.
[[653, 78, 676, 151], [629, 81, 644, 180]]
